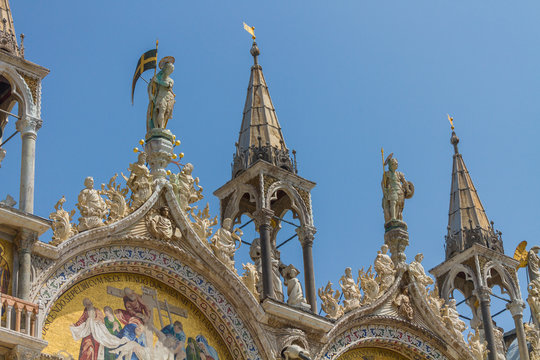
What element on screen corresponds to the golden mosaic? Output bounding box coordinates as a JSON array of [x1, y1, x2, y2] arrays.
[[0, 238, 13, 295], [337, 347, 410, 360], [42, 272, 232, 360]]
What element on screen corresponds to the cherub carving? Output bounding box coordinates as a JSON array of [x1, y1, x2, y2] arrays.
[[76, 176, 108, 231], [339, 267, 362, 312], [101, 174, 129, 224], [210, 218, 242, 272], [318, 281, 344, 320], [49, 196, 78, 245], [170, 163, 203, 211], [122, 152, 152, 211], [393, 287, 413, 321]]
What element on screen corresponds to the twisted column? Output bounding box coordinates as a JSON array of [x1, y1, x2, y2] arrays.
[[507, 300, 529, 360], [15, 116, 42, 213], [296, 225, 317, 312]]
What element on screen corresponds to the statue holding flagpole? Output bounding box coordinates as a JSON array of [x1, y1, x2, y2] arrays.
[[147, 56, 176, 132]]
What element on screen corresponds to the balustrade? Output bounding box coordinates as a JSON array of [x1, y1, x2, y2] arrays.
[[0, 292, 40, 337]]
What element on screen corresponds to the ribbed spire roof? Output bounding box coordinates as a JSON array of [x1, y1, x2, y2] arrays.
[[0, 0, 21, 56], [232, 42, 295, 178], [445, 131, 504, 259]]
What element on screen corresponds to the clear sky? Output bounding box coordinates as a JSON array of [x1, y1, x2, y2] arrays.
[[3, 0, 539, 333]]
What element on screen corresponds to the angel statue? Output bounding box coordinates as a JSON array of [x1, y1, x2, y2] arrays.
[[147, 56, 176, 132], [381, 153, 414, 223]]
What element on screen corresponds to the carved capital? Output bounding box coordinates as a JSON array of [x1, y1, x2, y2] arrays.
[[16, 229, 37, 252], [253, 208, 274, 228], [145, 136, 173, 180], [15, 116, 42, 136], [296, 225, 316, 247], [475, 286, 492, 303], [506, 299, 526, 318], [7, 345, 41, 360], [384, 226, 409, 266]]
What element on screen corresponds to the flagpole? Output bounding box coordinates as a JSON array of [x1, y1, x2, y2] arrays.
[[154, 39, 159, 77]]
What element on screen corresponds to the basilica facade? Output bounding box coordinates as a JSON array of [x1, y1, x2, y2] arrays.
[[1, 2, 539, 360]]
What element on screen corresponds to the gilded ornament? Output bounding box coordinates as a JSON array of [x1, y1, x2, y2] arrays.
[[318, 281, 344, 320], [101, 174, 129, 224], [49, 196, 78, 246], [241, 262, 260, 299], [189, 204, 217, 241]]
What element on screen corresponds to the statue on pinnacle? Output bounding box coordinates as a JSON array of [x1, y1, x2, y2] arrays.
[[147, 56, 176, 132], [381, 152, 414, 226]]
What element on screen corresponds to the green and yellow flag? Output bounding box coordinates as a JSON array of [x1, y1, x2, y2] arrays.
[[131, 48, 157, 104]]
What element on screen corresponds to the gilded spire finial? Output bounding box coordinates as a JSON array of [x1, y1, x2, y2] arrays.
[[448, 114, 459, 154], [243, 22, 259, 65]]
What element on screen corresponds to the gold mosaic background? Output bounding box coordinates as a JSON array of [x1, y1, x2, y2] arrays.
[[337, 347, 410, 360], [42, 272, 233, 360], [0, 238, 13, 295]]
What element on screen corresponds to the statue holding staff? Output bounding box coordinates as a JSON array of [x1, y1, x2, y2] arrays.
[[147, 56, 176, 132], [381, 151, 414, 223]]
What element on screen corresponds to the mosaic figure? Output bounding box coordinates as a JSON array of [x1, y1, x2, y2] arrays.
[[0, 243, 10, 294]]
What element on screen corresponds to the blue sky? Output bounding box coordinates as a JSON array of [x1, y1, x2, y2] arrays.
[[3, 1, 539, 331]]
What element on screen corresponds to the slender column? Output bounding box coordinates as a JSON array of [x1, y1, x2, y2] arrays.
[[507, 300, 530, 360], [477, 287, 497, 360], [297, 225, 317, 312], [16, 116, 42, 213], [254, 208, 274, 300], [16, 229, 36, 300]]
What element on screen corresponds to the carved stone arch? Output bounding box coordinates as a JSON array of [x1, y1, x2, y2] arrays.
[[0, 63, 37, 117], [483, 260, 519, 300], [441, 264, 478, 300], [265, 181, 310, 226], [317, 318, 457, 360], [223, 184, 259, 224], [36, 245, 267, 360]]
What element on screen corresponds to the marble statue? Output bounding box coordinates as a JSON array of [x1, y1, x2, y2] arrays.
[[358, 266, 379, 304], [146, 206, 176, 241], [281, 344, 311, 360], [147, 56, 176, 131], [210, 218, 242, 272], [0, 194, 16, 207], [492, 326, 506, 360], [123, 152, 152, 211], [318, 281, 344, 320], [441, 299, 467, 341], [393, 287, 413, 321], [281, 264, 309, 309], [525, 323, 540, 360], [249, 238, 284, 300], [529, 279, 540, 325], [427, 284, 445, 315], [339, 267, 362, 312], [468, 328, 488, 360], [409, 253, 433, 293], [374, 244, 395, 292], [190, 204, 217, 241], [101, 174, 128, 224], [170, 163, 203, 211], [529, 246, 540, 283], [76, 176, 108, 231], [49, 196, 77, 245], [242, 263, 260, 299], [381, 154, 414, 223]]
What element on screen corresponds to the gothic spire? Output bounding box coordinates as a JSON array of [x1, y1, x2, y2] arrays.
[[445, 130, 504, 259], [231, 41, 295, 178], [0, 0, 22, 57]]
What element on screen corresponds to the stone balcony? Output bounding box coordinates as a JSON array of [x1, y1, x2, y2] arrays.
[[0, 293, 47, 360]]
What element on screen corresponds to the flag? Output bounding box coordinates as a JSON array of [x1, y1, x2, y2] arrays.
[[131, 49, 157, 104], [243, 22, 256, 39]]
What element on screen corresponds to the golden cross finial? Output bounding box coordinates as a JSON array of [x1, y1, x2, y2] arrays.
[[243, 22, 256, 40], [447, 114, 454, 130]]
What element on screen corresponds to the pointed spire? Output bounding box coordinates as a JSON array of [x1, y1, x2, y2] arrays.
[[0, 0, 21, 56], [445, 128, 504, 259], [232, 41, 295, 178]]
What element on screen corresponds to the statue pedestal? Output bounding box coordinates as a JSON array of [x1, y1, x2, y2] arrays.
[[384, 220, 409, 267], [145, 129, 174, 181]]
